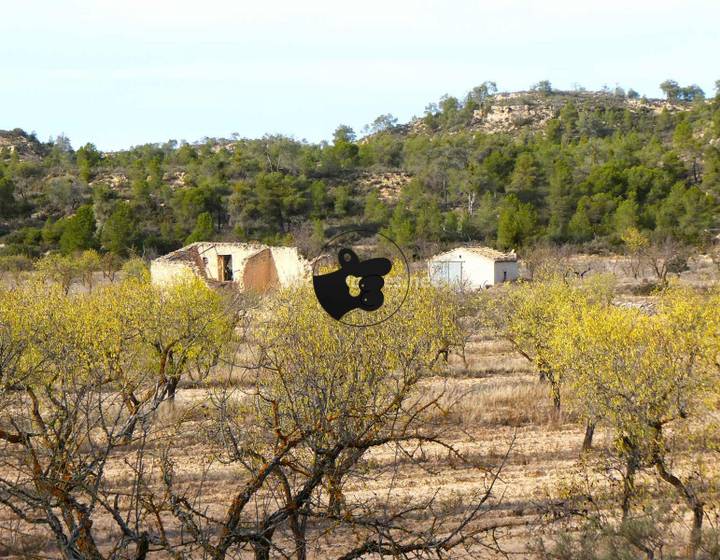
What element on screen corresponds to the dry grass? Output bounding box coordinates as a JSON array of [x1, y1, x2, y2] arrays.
[[420, 375, 555, 427], [0, 323, 590, 558], [4, 259, 720, 557], [0, 319, 597, 559]]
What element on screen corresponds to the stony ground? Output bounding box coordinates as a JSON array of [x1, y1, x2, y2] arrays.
[[2, 255, 719, 558], [0, 322, 591, 558]]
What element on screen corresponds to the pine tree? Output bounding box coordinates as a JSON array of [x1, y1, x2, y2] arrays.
[[547, 158, 574, 241], [59, 205, 97, 254], [101, 202, 138, 256], [497, 195, 537, 249], [568, 202, 593, 242], [186, 212, 215, 244], [507, 153, 538, 203]]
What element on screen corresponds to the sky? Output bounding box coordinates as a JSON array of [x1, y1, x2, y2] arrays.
[[1, 0, 718, 151]]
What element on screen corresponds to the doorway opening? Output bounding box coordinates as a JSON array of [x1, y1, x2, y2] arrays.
[[218, 255, 233, 282]]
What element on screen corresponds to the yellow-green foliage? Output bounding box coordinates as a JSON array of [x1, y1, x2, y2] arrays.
[[621, 226, 649, 252], [543, 282, 720, 555], [34, 253, 81, 293], [0, 275, 237, 558], [0, 280, 65, 385], [549, 282, 719, 448], [28, 250, 103, 294], [494, 274, 616, 409], [120, 256, 151, 282], [0, 276, 234, 395], [252, 274, 462, 445]]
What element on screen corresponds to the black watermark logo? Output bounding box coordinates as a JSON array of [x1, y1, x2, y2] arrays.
[[313, 248, 392, 320], [311, 230, 409, 326]]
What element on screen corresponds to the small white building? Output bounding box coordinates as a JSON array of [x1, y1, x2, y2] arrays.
[[428, 246, 518, 289], [150, 242, 310, 292]]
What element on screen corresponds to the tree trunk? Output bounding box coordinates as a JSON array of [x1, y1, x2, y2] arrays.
[[121, 417, 138, 444], [73, 510, 104, 560], [690, 502, 704, 559], [289, 510, 307, 560], [654, 458, 704, 559], [254, 543, 270, 560], [134, 533, 149, 560], [120, 391, 141, 444], [327, 471, 345, 517], [582, 421, 595, 451], [537, 363, 561, 414], [621, 441, 640, 521], [551, 381, 561, 413], [167, 376, 180, 400], [652, 424, 703, 559]]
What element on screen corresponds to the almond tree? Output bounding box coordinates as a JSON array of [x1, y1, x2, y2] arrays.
[[161, 277, 511, 560], [0, 281, 155, 558], [81, 275, 237, 440], [492, 274, 615, 418], [552, 285, 719, 558], [0, 277, 239, 558]]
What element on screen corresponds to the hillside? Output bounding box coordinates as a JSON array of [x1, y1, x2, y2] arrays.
[[444, 90, 687, 134], [0, 129, 47, 161], [1, 83, 719, 261]]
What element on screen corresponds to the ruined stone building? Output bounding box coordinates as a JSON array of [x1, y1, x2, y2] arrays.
[[150, 242, 310, 291]]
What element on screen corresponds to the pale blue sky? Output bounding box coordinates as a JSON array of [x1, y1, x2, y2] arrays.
[[2, 0, 718, 151]]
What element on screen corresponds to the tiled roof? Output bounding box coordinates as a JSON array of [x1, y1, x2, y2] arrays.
[[464, 246, 517, 262], [431, 246, 517, 262]]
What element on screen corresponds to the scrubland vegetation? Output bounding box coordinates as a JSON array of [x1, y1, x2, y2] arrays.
[[0, 257, 719, 559], [2, 80, 720, 263], [1, 78, 720, 558]]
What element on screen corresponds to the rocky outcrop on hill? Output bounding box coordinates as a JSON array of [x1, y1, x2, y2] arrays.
[[408, 90, 691, 137], [471, 100, 555, 133], [0, 129, 47, 161], [162, 171, 190, 189], [89, 173, 130, 191], [468, 91, 687, 134], [356, 171, 411, 201]]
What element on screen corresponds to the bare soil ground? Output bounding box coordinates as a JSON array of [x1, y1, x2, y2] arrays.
[[1, 255, 718, 558], [0, 312, 584, 558]]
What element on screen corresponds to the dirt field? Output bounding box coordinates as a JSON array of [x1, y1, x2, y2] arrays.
[[0, 334, 597, 557], [1, 254, 718, 558]]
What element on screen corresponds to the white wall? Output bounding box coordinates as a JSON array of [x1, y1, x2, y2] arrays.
[[429, 248, 518, 288], [194, 243, 264, 285], [269, 246, 311, 286], [461, 254, 496, 288], [494, 261, 519, 284], [150, 261, 195, 286]]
